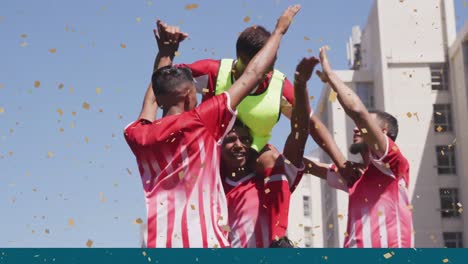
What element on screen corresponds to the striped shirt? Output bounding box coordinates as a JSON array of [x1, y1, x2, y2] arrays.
[[124, 92, 236, 248], [327, 136, 413, 248], [223, 155, 304, 248]]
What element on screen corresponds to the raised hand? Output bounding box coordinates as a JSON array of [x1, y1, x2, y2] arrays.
[[153, 20, 189, 54], [316, 46, 333, 83], [274, 4, 301, 34], [294, 56, 320, 85]]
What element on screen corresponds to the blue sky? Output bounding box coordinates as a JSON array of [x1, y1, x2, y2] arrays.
[[1, 0, 467, 247]]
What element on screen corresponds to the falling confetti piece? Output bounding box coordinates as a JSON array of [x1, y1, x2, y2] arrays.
[[0, 107, 4, 114], [45, 229, 50, 234], [221, 225, 231, 232], [120, 43, 127, 49], [360, 128, 368, 134], [337, 214, 344, 220], [304, 36, 310, 41], [190, 204, 196, 210], [86, 240, 93, 248], [71, 111, 76, 116], [185, 3, 199, 10], [174, 51, 181, 56], [34, 80, 41, 88], [243, 16, 251, 23], [383, 253, 393, 259], [47, 151, 54, 158], [265, 188, 271, 194], [84, 137, 89, 143], [49, 48, 57, 54], [82, 102, 90, 110], [178, 171, 184, 180], [328, 91, 337, 102], [407, 204, 414, 210], [68, 219, 75, 227], [457, 202, 463, 207], [307, 49, 312, 53], [134, 218, 143, 224], [56, 108, 64, 116], [136, 17, 142, 22], [0, 83, 4, 89], [436, 126, 443, 132], [21, 34, 27, 38], [406, 112, 412, 118], [96, 87, 102, 94], [58, 83, 64, 89], [328, 224, 333, 229], [21, 42, 27, 47], [202, 88, 209, 94], [442, 259, 449, 263]]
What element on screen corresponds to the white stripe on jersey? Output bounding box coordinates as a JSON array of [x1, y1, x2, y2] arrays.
[[378, 206, 388, 247], [155, 191, 168, 248], [347, 215, 357, 248], [361, 207, 372, 247]]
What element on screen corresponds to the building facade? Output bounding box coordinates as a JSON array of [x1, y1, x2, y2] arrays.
[[289, 0, 468, 247]]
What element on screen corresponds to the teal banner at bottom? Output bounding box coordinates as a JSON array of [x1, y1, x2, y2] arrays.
[[0, 249, 465, 264]]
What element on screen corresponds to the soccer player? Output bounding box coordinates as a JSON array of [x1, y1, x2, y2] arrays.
[[307, 47, 414, 248], [164, 22, 346, 246], [124, 5, 301, 248], [220, 56, 317, 248]]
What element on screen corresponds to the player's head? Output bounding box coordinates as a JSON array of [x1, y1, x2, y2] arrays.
[[152, 66, 197, 111], [235, 25, 275, 74], [221, 119, 253, 169], [349, 110, 399, 154]]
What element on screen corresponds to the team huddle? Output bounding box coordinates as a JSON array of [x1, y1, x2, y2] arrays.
[[124, 5, 414, 248]]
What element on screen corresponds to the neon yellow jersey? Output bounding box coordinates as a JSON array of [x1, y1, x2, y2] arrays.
[[215, 59, 285, 151]]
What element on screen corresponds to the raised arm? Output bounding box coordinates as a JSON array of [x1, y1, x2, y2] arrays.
[[316, 48, 387, 157], [227, 5, 301, 109], [138, 20, 188, 121], [281, 57, 316, 167]]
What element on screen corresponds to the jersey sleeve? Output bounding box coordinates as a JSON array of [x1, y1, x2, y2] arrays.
[[265, 154, 305, 192], [176, 59, 219, 96], [194, 92, 237, 142], [279, 78, 314, 117], [370, 137, 410, 186]]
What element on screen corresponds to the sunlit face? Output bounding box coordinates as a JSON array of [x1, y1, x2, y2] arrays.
[[221, 126, 252, 168]]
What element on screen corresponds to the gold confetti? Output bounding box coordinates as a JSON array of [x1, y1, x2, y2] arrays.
[[190, 204, 196, 210], [86, 239, 93, 248], [142, 251, 147, 257], [304, 36, 310, 41], [265, 188, 270, 194], [70, 86, 74, 94], [328, 91, 337, 102], [185, 3, 199, 10], [0, 107, 4, 114], [328, 223, 333, 229], [344, 231, 349, 237], [82, 102, 90, 110], [406, 112, 412, 118], [360, 128, 368, 134], [34, 80, 41, 88], [407, 204, 414, 210], [383, 253, 393, 259], [21, 42, 27, 47], [337, 214, 344, 220], [436, 112, 442, 116], [221, 225, 231, 232], [457, 202, 463, 207], [202, 88, 209, 94], [442, 259, 449, 263], [68, 218, 75, 227], [96, 87, 102, 94], [134, 218, 143, 224], [49, 48, 57, 54], [436, 126, 443, 132], [56, 108, 64, 116], [120, 43, 127, 49], [58, 83, 64, 89], [84, 137, 89, 143], [21, 34, 27, 38], [136, 17, 142, 22], [45, 229, 50, 234], [59, 128, 64, 133], [47, 151, 54, 158], [385, 163, 390, 168], [174, 51, 181, 56], [243, 16, 251, 23]]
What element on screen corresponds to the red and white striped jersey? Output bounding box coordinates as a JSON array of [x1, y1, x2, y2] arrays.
[[327, 137, 413, 248], [124, 92, 236, 248], [223, 155, 304, 248]]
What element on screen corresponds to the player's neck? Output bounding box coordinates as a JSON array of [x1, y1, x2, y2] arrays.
[[360, 149, 371, 166], [162, 105, 185, 117]]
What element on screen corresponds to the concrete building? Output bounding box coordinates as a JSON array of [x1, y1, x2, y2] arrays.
[[289, 0, 467, 247]]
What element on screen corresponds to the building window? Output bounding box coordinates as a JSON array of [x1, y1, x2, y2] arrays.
[[436, 146, 457, 175], [303, 196, 311, 217], [304, 227, 312, 248], [433, 104, 453, 132], [356, 83, 374, 109], [443, 232, 463, 248], [439, 189, 460, 217], [430, 64, 449, 91]]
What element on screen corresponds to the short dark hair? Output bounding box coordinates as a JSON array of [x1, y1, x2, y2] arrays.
[[151, 66, 194, 96], [369, 110, 399, 141], [236, 26, 271, 60]]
